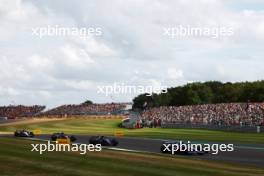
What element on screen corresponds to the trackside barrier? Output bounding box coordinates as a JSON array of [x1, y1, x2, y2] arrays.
[[33, 129, 42, 135], [56, 138, 71, 144], [34, 115, 124, 119], [114, 130, 124, 138], [161, 124, 264, 133]]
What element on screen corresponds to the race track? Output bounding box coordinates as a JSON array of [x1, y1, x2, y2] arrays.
[[1, 134, 263, 167], [34, 134, 264, 167]]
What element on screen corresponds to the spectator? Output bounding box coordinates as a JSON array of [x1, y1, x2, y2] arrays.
[[0, 105, 45, 119], [40, 103, 127, 116], [142, 103, 264, 127]]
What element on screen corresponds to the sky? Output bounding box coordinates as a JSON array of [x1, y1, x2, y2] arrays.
[[0, 0, 264, 108]]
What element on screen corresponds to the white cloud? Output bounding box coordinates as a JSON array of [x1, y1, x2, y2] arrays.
[[167, 68, 184, 80], [0, 0, 263, 107], [27, 55, 54, 71], [63, 80, 94, 91], [61, 44, 95, 69]]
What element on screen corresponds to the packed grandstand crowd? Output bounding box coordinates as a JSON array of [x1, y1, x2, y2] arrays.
[[1, 102, 264, 127], [0, 105, 46, 118], [142, 103, 264, 127], [38, 103, 127, 116], [0, 103, 127, 118]]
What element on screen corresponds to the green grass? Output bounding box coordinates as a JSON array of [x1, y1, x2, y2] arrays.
[[1, 118, 264, 144], [0, 137, 263, 176]]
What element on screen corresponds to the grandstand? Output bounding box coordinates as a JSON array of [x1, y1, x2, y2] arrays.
[[1, 102, 263, 130], [142, 103, 264, 127], [0, 105, 46, 119], [39, 103, 128, 116], [0, 103, 130, 118]]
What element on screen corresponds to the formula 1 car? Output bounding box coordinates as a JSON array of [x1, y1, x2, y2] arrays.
[[14, 130, 35, 137], [160, 141, 208, 155], [50, 132, 77, 142], [89, 136, 118, 146]]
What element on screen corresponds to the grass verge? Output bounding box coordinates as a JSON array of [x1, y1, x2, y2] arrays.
[[0, 137, 263, 176], [0, 118, 264, 144]]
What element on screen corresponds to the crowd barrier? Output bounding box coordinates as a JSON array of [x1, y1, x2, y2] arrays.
[[161, 123, 264, 133]]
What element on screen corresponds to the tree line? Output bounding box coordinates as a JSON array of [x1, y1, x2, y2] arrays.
[[132, 81, 264, 109]]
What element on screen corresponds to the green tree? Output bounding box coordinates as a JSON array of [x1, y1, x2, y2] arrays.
[[82, 100, 93, 105], [132, 80, 264, 109]]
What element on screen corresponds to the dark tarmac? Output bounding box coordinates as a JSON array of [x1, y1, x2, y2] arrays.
[[37, 134, 264, 167], [1, 134, 263, 167]]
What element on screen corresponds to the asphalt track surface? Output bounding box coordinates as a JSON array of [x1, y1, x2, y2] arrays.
[[16, 134, 264, 167], [1, 134, 263, 167]]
